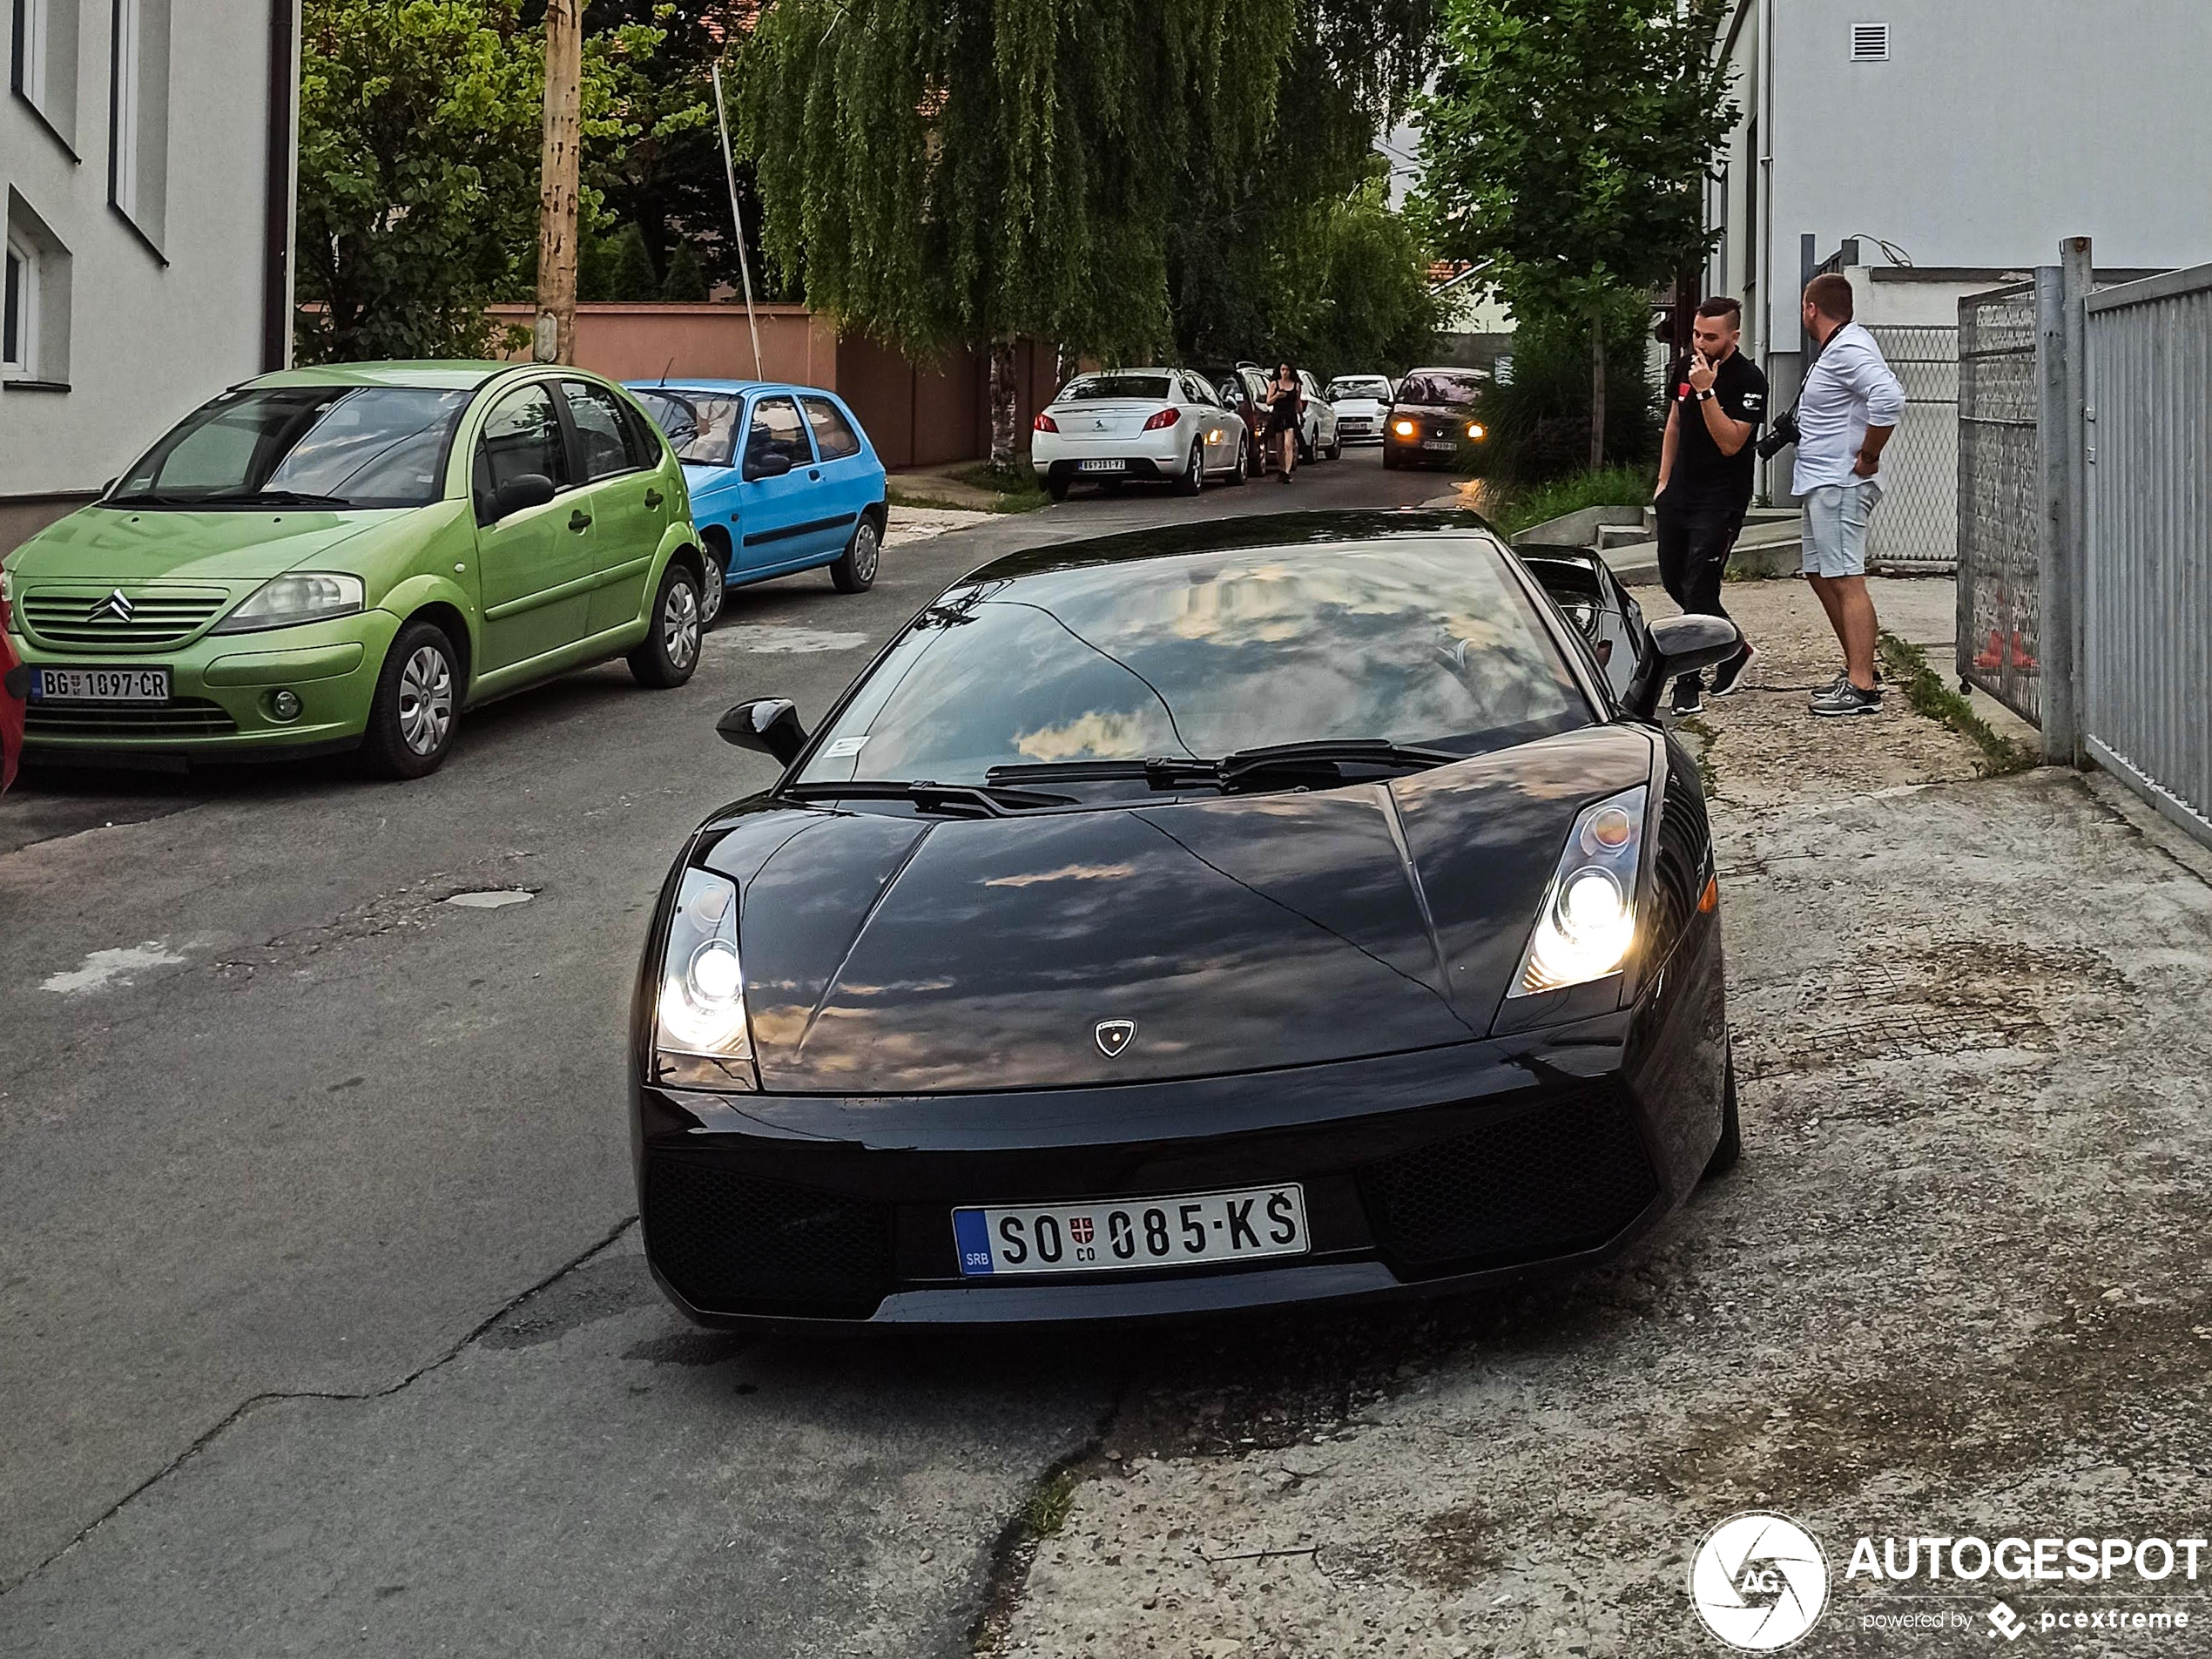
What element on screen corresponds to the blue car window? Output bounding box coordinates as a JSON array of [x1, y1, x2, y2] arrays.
[[743, 395, 813, 476], [800, 396, 862, 461]]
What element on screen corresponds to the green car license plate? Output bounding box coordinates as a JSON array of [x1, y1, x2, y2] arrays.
[[32, 666, 171, 703]]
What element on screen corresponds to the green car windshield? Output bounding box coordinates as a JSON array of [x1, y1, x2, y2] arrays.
[[107, 386, 473, 509]]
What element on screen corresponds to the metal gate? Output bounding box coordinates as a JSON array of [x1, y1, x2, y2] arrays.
[[1864, 324, 1959, 570], [2081, 265, 2212, 844], [1954, 285, 2045, 724]]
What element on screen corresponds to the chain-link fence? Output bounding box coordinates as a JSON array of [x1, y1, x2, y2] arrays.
[[1863, 325, 1959, 570], [1955, 284, 2045, 725]]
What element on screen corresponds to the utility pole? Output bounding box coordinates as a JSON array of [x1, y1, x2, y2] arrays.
[[534, 0, 583, 364]]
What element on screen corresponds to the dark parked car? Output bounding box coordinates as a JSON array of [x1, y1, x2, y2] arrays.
[[1384, 367, 1490, 469], [631, 510, 1742, 1325]]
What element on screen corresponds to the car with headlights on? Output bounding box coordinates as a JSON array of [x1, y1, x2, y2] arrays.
[[1, 362, 707, 778], [1383, 368, 1490, 469], [1030, 370, 1251, 500], [1325, 374, 1395, 445], [626, 380, 887, 627], [631, 509, 1743, 1326]]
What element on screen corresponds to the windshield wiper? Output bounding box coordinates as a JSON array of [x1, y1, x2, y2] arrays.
[[987, 743, 1463, 795], [194, 489, 354, 509], [1214, 740, 1465, 788], [784, 779, 1076, 817]]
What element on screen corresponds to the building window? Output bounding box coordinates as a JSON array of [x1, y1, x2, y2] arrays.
[[4, 191, 70, 384], [3, 232, 34, 375], [107, 0, 169, 249], [10, 0, 82, 145], [1851, 22, 1890, 60]]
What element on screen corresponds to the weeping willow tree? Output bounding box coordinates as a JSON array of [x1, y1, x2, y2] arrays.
[[740, 0, 1295, 468]]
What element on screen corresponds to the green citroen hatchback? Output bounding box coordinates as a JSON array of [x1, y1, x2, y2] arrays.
[[0, 361, 709, 778]]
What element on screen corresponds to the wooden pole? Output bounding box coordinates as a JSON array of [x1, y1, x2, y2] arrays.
[[534, 0, 582, 364], [711, 64, 764, 380]]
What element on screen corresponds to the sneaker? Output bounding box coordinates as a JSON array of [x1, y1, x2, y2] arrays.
[[1671, 675, 1705, 715], [1810, 680, 1882, 717], [1709, 642, 1758, 697]]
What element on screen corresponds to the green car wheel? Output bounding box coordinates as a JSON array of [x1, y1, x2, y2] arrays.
[[628, 562, 703, 688], [360, 620, 461, 779]]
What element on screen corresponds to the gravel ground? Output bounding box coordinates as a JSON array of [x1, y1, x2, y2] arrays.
[[988, 577, 2212, 1656]]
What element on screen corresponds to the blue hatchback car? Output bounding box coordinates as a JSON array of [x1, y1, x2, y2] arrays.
[[625, 381, 888, 626]]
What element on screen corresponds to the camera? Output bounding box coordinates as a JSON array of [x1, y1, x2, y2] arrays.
[[1757, 406, 1801, 460]]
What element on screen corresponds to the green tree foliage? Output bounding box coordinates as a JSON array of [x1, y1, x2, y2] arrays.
[[1416, 0, 1735, 461], [1170, 1, 1441, 376], [580, 220, 660, 299], [1462, 295, 1660, 484], [658, 239, 710, 300], [738, 0, 1296, 463], [295, 0, 681, 362]]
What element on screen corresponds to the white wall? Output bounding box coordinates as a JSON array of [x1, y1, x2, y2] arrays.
[[1758, 0, 2212, 347], [2, 0, 284, 503]]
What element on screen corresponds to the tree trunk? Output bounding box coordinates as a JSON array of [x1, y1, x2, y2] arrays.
[[988, 339, 1019, 473], [1588, 313, 1607, 471], [534, 0, 583, 364]]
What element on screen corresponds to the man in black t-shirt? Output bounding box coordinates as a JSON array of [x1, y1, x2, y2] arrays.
[[1655, 295, 1768, 712]]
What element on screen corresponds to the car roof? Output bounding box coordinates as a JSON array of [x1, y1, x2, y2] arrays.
[[963, 509, 1506, 586], [623, 378, 838, 399], [246, 361, 517, 392]]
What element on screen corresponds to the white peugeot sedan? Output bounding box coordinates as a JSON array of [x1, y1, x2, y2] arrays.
[[1325, 374, 1394, 445], [1031, 370, 1251, 501]]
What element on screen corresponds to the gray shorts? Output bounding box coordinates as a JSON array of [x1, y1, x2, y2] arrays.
[[1801, 480, 1884, 577]]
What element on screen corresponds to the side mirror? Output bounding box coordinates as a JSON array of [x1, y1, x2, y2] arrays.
[[717, 697, 807, 765], [1625, 614, 1742, 719], [494, 473, 556, 518], [745, 450, 794, 482]]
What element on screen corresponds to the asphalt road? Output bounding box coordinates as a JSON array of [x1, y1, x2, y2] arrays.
[[0, 447, 1453, 1656]]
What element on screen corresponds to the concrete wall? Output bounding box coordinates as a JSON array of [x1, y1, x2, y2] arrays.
[[1718, 0, 2212, 354], [2, 0, 288, 522], [497, 303, 1063, 472]]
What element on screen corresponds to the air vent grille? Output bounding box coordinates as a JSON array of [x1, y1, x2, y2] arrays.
[[1851, 22, 1889, 59]]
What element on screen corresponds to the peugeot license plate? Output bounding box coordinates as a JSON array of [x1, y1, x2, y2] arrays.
[[31, 666, 171, 703], [953, 1184, 1308, 1277], [1076, 459, 1127, 473]]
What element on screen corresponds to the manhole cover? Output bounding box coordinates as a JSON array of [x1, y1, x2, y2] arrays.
[[443, 889, 536, 909]]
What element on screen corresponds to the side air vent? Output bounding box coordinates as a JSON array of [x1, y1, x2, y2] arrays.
[[1851, 22, 1890, 60]]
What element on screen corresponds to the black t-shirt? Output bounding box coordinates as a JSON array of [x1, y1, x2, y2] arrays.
[[1665, 348, 1768, 509]]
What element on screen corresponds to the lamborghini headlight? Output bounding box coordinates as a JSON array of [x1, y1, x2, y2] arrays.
[[1509, 786, 1646, 995], [654, 867, 758, 1089]]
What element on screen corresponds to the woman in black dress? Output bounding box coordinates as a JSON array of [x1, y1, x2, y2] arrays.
[[1264, 363, 1302, 482]]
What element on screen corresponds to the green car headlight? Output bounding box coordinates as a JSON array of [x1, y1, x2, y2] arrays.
[[212, 573, 365, 634], [654, 867, 758, 1090]]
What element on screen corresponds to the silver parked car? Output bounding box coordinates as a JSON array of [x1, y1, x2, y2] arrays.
[[1031, 370, 1252, 501]]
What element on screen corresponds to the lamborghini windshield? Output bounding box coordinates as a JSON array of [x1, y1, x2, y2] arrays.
[[796, 539, 1589, 790]]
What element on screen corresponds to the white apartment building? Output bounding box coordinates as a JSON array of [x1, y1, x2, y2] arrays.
[[1705, 0, 2212, 519], [3, 0, 300, 551]]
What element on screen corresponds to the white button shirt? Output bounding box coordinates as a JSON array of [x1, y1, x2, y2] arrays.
[[1791, 321, 1907, 494]]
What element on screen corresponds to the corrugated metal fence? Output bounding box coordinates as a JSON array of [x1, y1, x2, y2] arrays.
[[1954, 244, 2212, 848], [2081, 265, 2212, 843]]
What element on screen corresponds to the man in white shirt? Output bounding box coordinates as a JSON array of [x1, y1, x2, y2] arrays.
[[1791, 273, 1905, 717]]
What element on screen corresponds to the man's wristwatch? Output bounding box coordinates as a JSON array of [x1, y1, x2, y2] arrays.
[[1695, 389, 1714, 401]]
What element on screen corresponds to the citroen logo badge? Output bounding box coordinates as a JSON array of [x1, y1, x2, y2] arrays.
[[91, 589, 135, 623], [1094, 1019, 1136, 1058]]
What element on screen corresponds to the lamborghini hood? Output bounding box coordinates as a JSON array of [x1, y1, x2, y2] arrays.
[[707, 726, 1656, 1095]]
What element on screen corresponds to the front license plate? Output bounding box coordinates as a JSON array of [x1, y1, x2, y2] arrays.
[[1076, 459, 1127, 473], [953, 1184, 1308, 1277], [1420, 438, 1457, 451], [31, 666, 171, 703]]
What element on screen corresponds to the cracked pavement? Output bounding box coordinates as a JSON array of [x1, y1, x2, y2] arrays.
[[7, 493, 2209, 1656]]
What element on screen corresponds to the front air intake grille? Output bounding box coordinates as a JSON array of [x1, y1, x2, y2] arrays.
[[643, 1157, 895, 1317], [1359, 1092, 1659, 1274], [27, 698, 239, 738], [19, 588, 230, 649]]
